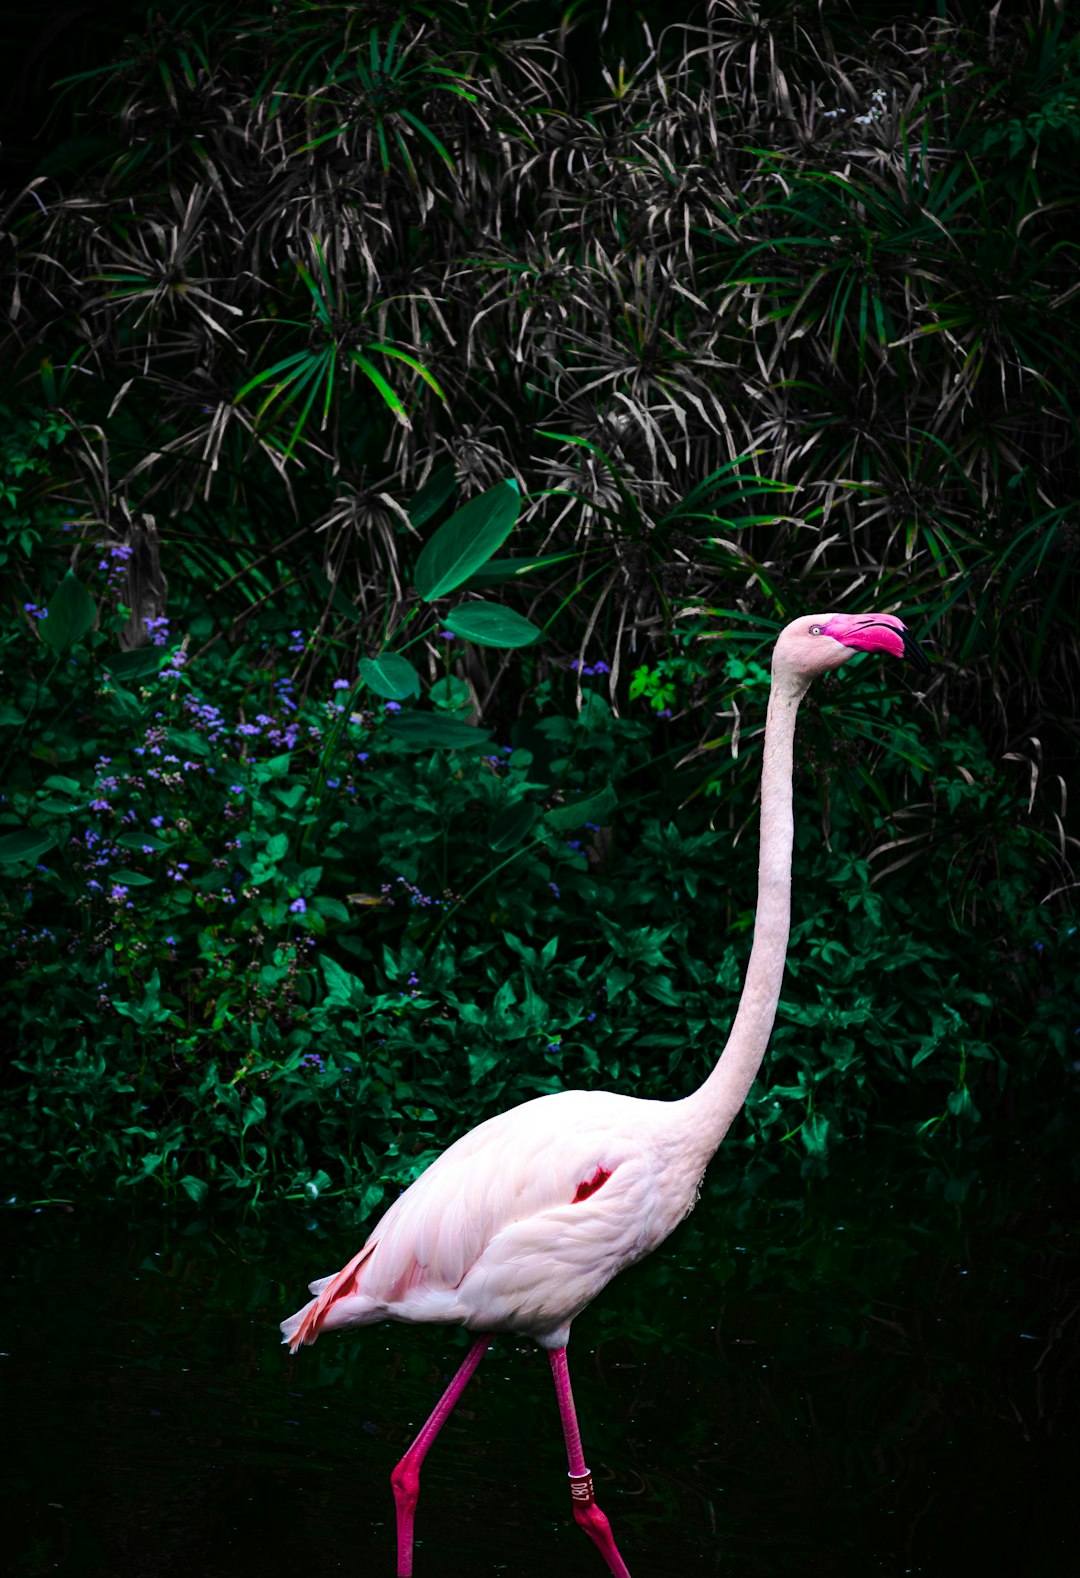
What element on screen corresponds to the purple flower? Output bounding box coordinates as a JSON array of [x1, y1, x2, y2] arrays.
[[384, 701, 402, 713], [333, 678, 350, 690], [289, 897, 307, 914], [229, 785, 243, 795], [150, 816, 164, 828], [439, 631, 455, 640]]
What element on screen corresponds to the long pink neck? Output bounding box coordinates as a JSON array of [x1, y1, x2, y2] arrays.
[[677, 665, 808, 1162]]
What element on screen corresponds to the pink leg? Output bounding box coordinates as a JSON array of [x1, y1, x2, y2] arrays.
[[391, 1335, 490, 1577], [549, 1348, 632, 1578]]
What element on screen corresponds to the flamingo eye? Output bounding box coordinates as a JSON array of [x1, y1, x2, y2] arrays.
[[809, 624, 823, 636]]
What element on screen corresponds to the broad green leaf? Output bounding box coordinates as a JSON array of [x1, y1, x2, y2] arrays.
[[0, 828, 57, 864], [103, 647, 169, 681], [801, 1112, 831, 1157], [116, 832, 168, 851], [109, 868, 155, 886], [545, 784, 617, 832], [386, 712, 492, 751], [488, 801, 539, 852], [442, 601, 542, 648], [413, 481, 520, 601], [167, 729, 211, 758], [359, 652, 421, 700], [320, 954, 363, 1004], [408, 462, 457, 527], [430, 676, 472, 711], [40, 571, 96, 652], [180, 1175, 208, 1205]]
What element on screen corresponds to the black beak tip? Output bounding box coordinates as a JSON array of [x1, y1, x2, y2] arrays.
[[902, 629, 931, 673]]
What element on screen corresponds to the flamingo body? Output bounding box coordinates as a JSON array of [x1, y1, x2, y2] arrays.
[[281, 611, 928, 1576], [283, 1089, 703, 1351]]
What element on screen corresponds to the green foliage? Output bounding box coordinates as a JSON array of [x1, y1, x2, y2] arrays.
[[0, 576, 1075, 1211]]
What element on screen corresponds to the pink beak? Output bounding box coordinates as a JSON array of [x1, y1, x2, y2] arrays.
[[822, 613, 929, 670]]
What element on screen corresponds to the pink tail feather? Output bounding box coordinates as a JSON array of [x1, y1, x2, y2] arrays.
[[281, 1241, 376, 1353]]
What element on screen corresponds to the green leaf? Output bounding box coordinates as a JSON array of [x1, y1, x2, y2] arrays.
[[42, 776, 82, 795], [488, 801, 539, 852], [442, 601, 542, 648], [430, 676, 472, 711], [801, 1112, 831, 1157], [358, 652, 422, 700], [40, 571, 96, 652], [0, 828, 57, 864], [103, 647, 169, 681], [545, 785, 617, 832], [109, 868, 155, 886], [180, 1175, 208, 1205], [320, 954, 363, 1005], [408, 463, 457, 527], [413, 481, 520, 601], [386, 713, 492, 751], [166, 728, 210, 758], [116, 832, 168, 851], [461, 551, 577, 589]]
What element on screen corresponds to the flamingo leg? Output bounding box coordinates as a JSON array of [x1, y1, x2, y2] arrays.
[[548, 1348, 632, 1578], [390, 1335, 491, 1577]]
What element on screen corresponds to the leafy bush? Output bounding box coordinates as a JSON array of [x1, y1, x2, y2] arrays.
[[2, 545, 1074, 1210]]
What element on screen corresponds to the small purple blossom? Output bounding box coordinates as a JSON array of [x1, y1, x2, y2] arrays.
[[289, 897, 307, 914], [384, 701, 402, 713], [332, 678, 350, 690]]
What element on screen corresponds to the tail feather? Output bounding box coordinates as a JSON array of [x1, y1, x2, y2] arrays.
[[281, 1240, 377, 1353]]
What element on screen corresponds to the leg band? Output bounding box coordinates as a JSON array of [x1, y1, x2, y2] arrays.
[[569, 1470, 595, 1505]]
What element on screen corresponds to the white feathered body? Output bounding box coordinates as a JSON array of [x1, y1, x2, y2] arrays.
[[282, 1089, 705, 1353]]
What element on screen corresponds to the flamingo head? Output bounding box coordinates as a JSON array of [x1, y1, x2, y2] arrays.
[[775, 611, 930, 682]]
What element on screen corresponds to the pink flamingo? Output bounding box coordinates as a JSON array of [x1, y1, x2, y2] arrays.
[[282, 611, 927, 1576]]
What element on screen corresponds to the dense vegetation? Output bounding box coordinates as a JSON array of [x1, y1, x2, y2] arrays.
[[1, 0, 1077, 1220]]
